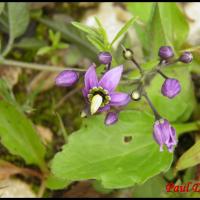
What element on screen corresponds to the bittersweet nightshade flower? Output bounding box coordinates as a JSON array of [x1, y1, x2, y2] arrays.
[[105, 112, 118, 126], [179, 52, 193, 63], [98, 52, 112, 65], [161, 78, 181, 99], [82, 64, 131, 115], [153, 119, 177, 152], [55, 70, 79, 87], [158, 46, 174, 60]]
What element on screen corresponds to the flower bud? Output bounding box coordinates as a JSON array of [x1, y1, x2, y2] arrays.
[[55, 70, 79, 87], [131, 91, 141, 101], [123, 48, 134, 60], [153, 119, 177, 152], [161, 78, 181, 99], [104, 112, 118, 126], [98, 52, 112, 64], [158, 46, 174, 60], [179, 52, 193, 63]]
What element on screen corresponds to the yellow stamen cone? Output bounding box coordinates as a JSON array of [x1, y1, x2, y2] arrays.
[[90, 94, 103, 115]]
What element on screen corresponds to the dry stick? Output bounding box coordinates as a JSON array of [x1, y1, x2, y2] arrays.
[[37, 180, 46, 198], [55, 85, 82, 110], [0, 59, 86, 72], [21, 168, 43, 180]]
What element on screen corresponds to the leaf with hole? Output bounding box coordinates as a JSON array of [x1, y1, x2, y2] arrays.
[[51, 110, 173, 189]]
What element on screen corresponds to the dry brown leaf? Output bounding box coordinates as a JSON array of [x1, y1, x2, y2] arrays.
[[0, 160, 42, 180], [0, 65, 21, 88], [36, 125, 53, 145], [27, 71, 58, 93]]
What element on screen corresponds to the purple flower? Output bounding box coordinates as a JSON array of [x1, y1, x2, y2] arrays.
[[105, 112, 118, 126], [158, 46, 174, 60], [179, 52, 193, 63], [83, 64, 130, 115], [98, 52, 112, 65], [161, 78, 181, 99], [55, 70, 79, 87], [153, 119, 177, 152]]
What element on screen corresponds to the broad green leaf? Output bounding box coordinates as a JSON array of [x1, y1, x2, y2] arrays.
[[13, 37, 47, 50], [39, 18, 98, 62], [8, 3, 29, 40], [0, 3, 4, 14], [147, 66, 196, 122], [51, 111, 173, 189], [175, 140, 200, 171], [147, 3, 170, 59], [0, 99, 46, 171], [158, 3, 189, 50], [126, 3, 189, 59], [126, 3, 154, 56], [110, 17, 137, 47], [132, 175, 166, 197], [126, 3, 153, 23], [45, 173, 70, 190]]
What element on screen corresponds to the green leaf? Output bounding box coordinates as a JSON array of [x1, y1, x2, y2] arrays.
[[132, 175, 166, 197], [147, 66, 196, 122], [126, 3, 154, 55], [37, 46, 53, 56], [87, 35, 104, 51], [0, 99, 46, 171], [8, 3, 29, 40], [110, 17, 137, 46], [51, 110, 173, 189], [126, 3, 189, 59], [94, 17, 109, 49], [0, 79, 18, 107], [45, 173, 70, 190], [72, 21, 99, 38], [39, 18, 98, 62], [126, 3, 153, 23], [147, 3, 170, 59], [158, 3, 189, 50], [175, 140, 200, 171], [0, 3, 5, 14], [13, 37, 47, 50]]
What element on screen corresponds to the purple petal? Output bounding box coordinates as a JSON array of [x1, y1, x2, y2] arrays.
[[98, 105, 110, 113], [99, 65, 123, 92], [110, 92, 131, 106], [82, 88, 88, 100], [104, 112, 118, 126], [84, 63, 98, 92]]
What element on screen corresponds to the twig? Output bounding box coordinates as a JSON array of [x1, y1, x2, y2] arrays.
[[0, 59, 86, 72], [55, 85, 82, 109], [37, 180, 46, 198]]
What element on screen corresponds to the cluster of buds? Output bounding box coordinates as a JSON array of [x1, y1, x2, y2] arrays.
[[55, 46, 193, 153]]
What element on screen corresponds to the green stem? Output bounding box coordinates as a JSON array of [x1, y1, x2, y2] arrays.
[[2, 38, 14, 57], [0, 59, 86, 72]]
